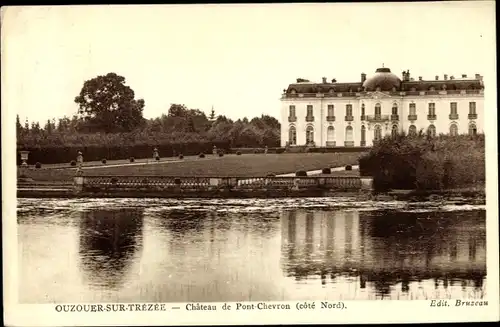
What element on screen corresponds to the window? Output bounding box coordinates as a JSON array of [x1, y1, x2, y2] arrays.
[[289, 126, 297, 145], [468, 122, 477, 136], [409, 103, 416, 116], [409, 125, 417, 136], [375, 103, 381, 116], [391, 125, 398, 138], [374, 125, 382, 141], [327, 126, 335, 141], [427, 124, 436, 137], [361, 103, 365, 116], [450, 123, 458, 136], [346, 104, 353, 117], [450, 102, 457, 115], [306, 125, 314, 144], [327, 105, 334, 117], [428, 103, 436, 116], [360, 125, 366, 145], [307, 105, 313, 117], [289, 105, 296, 117], [345, 125, 353, 141], [392, 103, 398, 115], [469, 102, 476, 114]]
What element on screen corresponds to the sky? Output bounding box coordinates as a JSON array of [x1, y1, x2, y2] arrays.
[[1, 2, 496, 124]]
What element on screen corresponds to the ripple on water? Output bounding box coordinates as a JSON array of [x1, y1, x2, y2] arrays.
[[16, 197, 485, 216]]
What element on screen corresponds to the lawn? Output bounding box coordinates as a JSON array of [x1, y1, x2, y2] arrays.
[[18, 152, 363, 182]]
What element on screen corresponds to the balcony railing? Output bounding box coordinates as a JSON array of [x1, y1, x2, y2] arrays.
[[427, 114, 437, 120], [282, 89, 483, 99], [345, 115, 354, 121], [326, 116, 336, 122], [408, 114, 418, 121], [391, 114, 399, 121], [344, 141, 355, 147], [288, 116, 297, 122], [306, 116, 315, 122], [366, 114, 389, 122], [326, 141, 336, 147], [468, 113, 478, 119], [449, 114, 459, 120]]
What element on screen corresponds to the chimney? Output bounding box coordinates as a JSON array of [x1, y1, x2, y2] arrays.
[[418, 76, 423, 81], [331, 78, 337, 83], [444, 74, 448, 80], [361, 73, 366, 83], [435, 75, 439, 80], [405, 69, 410, 81], [450, 75, 455, 80], [462, 74, 467, 78], [322, 77, 327, 83], [410, 78, 414, 81], [475, 73, 481, 79]]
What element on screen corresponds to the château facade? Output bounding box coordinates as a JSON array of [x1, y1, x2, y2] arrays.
[[280, 67, 484, 147]]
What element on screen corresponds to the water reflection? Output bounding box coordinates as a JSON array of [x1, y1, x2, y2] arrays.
[[281, 210, 486, 298], [78, 208, 144, 290]]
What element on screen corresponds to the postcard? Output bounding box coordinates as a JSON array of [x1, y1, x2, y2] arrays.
[[2, 2, 499, 326]]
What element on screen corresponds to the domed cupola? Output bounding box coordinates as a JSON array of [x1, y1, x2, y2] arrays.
[[362, 67, 402, 91]]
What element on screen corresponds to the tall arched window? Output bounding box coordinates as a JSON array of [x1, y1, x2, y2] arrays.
[[374, 125, 382, 141], [375, 103, 381, 116], [391, 125, 398, 138], [361, 125, 366, 146], [427, 124, 436, 137], [326, 126, 335, 146], [409, 125, 417, 136], [392, 103, 398, 115], [345, 126, 354, 146], [468, 122, 477, 136], [450, 123, 458, 136], [306, 125, 314, 145], [361, 103, 365, 116], [289, 126, 297, 145]]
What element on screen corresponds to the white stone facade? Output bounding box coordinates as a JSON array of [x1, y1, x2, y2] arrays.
[[280, 69, 484, 147]]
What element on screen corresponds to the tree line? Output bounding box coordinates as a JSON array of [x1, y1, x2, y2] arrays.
[[16, 73, 280, 163]]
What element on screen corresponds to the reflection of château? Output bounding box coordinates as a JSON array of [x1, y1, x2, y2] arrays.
[[78, 208, 144, 290], [280, 210, 486, 294]]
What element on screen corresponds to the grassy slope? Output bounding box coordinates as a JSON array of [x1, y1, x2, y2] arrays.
[[18, 153, 362, 181]]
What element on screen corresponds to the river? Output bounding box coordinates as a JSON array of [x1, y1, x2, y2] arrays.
[[17, 197, 486, 303]]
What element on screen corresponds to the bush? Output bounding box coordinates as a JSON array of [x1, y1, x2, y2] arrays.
[[276, 148, 285, 154], [345, 165, 352, 171], [70, 160, 76, 166], [129, 157, 135, 163], [35, 162, 42, 169], [236, 151, 242, 155], [102, 158, 107, 164], [295, 170, 307, 177], [359, 132, 485, 191], [155, 156, 160, 161], [199, 153, 205, 158], [218, 152, 224, 157], [179, 154, 184, 159], [322, 167, 331, 174]]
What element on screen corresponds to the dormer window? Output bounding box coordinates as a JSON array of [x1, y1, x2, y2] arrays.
[[429, 86, 436, 91], [329, 88, 335, 94], [290, 89, 296, 94], [410, 87, 417, 92]]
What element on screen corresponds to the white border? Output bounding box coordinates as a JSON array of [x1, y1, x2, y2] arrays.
[[2, 3, 499, 326]]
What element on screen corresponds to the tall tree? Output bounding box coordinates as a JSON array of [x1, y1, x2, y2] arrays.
[[74, 72, 145, 132]]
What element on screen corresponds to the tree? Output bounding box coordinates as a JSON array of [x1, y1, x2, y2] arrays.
[[16, 115, 23, 136], [209, 107, 215, 120], [74, 73, 145, 132]]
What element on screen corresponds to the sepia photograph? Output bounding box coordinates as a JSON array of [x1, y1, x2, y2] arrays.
[[2, 2, 499, 326]]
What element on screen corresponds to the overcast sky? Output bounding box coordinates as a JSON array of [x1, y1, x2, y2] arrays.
[[1, 2, 496, 124]]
